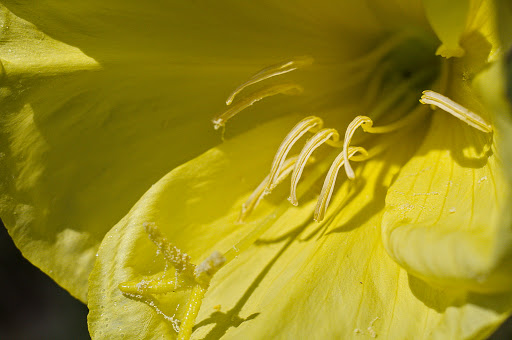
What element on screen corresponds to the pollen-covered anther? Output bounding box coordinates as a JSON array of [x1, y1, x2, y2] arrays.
[[289, 128, 341, 206], [314, 146, 368, 222], [225, 55, 313, 105], [266, 116, 324, 192], [420, 90, 492, 133], [212, 83, 304, 130], [238, 155, 315, 223], [342, 116, 374, 180]]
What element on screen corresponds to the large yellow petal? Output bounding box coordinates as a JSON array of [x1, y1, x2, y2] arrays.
[[0, 4, 269, 301], [2, 0, 404, 63], [88, 112, 512, 339], [382, 112, 512, 292], [381, 11, 512, 293], [87, 115, 302, 338]]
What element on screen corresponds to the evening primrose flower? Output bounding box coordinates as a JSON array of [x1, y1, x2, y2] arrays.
[[1, 1, 512, 340]]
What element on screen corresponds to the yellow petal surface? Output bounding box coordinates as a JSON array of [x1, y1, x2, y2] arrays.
[[382, 112, 512, 292], [88, 114, 512, 339], [422, 0, 472, 58], [382, 14, 512, 293], [0, 4, 275, 301], [0, 0, 433, 301]]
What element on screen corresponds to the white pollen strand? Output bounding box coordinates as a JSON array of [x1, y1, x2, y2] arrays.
[[267, 116, 324, 191], [289, 128, 339, 205], [420, 90, 492, 133], [226, 56, 314, 105]]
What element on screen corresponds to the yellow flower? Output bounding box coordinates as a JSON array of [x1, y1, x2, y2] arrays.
[[1, 0, 512, 339]]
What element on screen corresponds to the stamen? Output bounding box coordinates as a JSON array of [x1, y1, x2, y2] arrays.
[[226, 56, 313, 105], [266, 116, 324, 191], [223, 159, 334, 265], [420, 90, 492, 133], [342, 116, 373, 180], [364, 97, 424, 134], [289, 128, 341, 205], [239, 155, 306, 223], [314, 147, 368, 222], [212, 83, 303, 130]]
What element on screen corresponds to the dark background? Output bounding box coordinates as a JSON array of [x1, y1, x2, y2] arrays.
[[0, 220, 89, 340], [0, 219, 511, 339]]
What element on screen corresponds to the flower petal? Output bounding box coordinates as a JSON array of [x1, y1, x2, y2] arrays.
[[87, 115, 302, 338], [88, 112, 511, 339], [382, 18, 512, 293], [0, 0, 435, 302], [382, 112, 512, 292], [1, 1, 378, 63], [0, 5, 262, 301], [423, 0, 472, 58]]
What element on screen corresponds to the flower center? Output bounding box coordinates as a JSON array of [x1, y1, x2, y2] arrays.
[[119, 30, 493, 340]]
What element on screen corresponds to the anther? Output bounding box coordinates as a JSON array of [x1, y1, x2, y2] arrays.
[[342, 116, 374, 180], [226, 56, 313, 105], [314, 147, 368, 222], [266, 116, 324, 191], [212, 83, 303, 130], [420, 90, 492, 133], [289, 128, 340, 205]]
